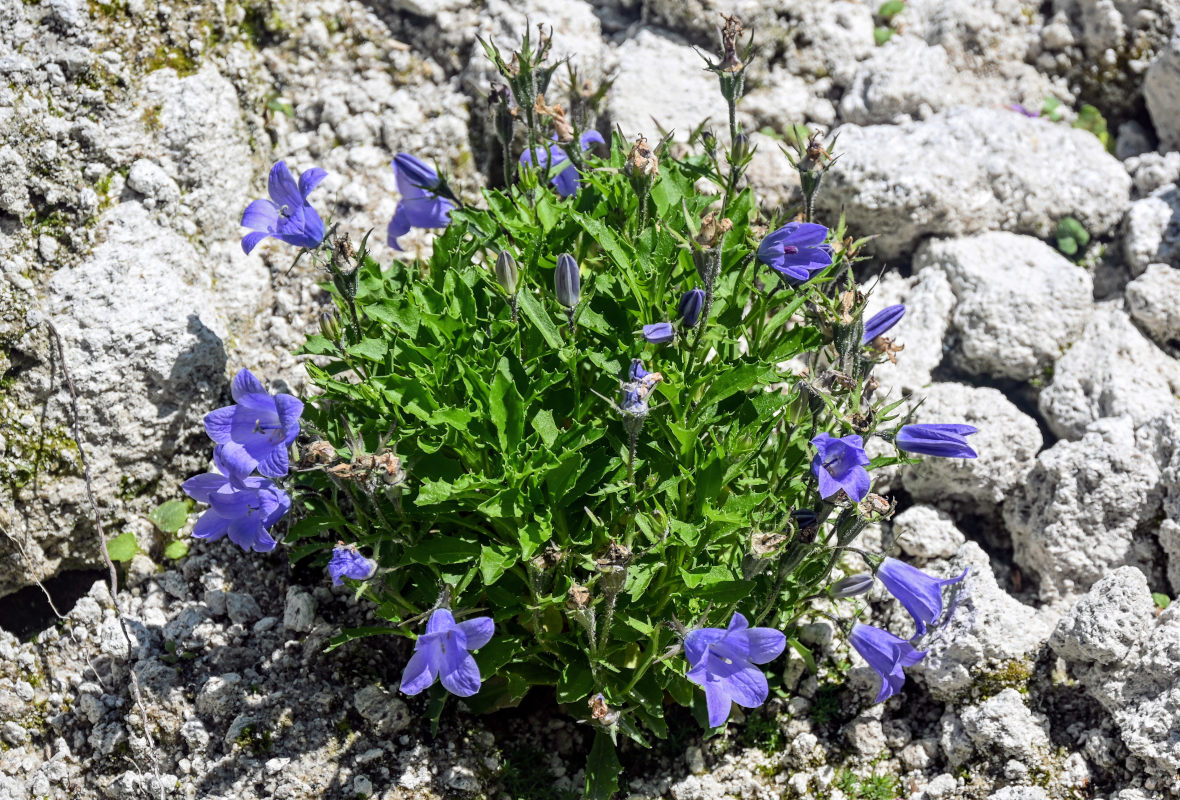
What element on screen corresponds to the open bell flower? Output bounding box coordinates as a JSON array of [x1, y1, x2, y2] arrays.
[[520, 130, 605, 197], [810, 433, 871, 502], [241, 161, 327, 255], [182, 451, 290, 553], [388, 153, 456, 251], [896, 424, 979, 459], [328, 544, 378, 586], [204, 369, 303, 480], [848, 622, 926, 703], [877, 558, 968, 636], [684, 611, 786, 728], [400, 609, 495, 698], [757, 222, 833, 285]]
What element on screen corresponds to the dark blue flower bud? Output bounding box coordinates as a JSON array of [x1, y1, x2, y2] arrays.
[[862, 304, 905, 344], [678, 288, 705, 328], [629, 359, 649, 381], [829, 573, 874, 598], [896, 424, 978, 459], [495, 250, 518, 295], [554, 253, 580, 308], [642, 322, 675, 344], [791, 508, 818, 529]]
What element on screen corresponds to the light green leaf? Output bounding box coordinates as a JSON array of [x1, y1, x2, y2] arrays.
[[163, 540, 189, 560], [517, 289, 564, 349], [531, 409, 559, 447], [490, 358, 525, 452], [106, 532, 139, 563], [149, 500, 190, 534], [346, 337, 388, 362]]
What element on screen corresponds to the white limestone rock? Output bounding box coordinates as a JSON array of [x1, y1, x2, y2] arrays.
[[893, 506, 967, 562], [1123, 187, 1180, 276], [913, 542, 1056, 703], [1125, 263, 1180, 348], [900, 383, 1043, 510], [818, 108, 1131, 258], [1049, 567, 1156, 666], [1146, 34, 1180, 153], [1004, 418, 1162, 605], [913, 232, 1093, 382], [1038, 307, 1180, 439], [960, 689, 1052, 761]]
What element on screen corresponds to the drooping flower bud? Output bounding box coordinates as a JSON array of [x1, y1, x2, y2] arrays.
[[495, 250, 519, 295], [829, 573, 874, 598], [554, 253, 580, 308], [791, 508, 819, 542], [862, 304, 905, 344], [642, 322, 675, 344], [678, 288, 705, 329]]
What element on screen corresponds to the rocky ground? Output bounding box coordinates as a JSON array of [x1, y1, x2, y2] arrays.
[[2, 0, 1180, 798]]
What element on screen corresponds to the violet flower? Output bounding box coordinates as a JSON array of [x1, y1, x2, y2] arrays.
[[848, 622, 926, 703], [643, 322, 676, 344], [387, 153, 456, 251], [204, 369, 304, 480], [684, 612, 786, 728], [520, 131, 606, 197], [328, 544, 377, 586], [400, 609, 495, 697], [877, 558, 968, 636], [810, 433, 871, 502], [241, 161, 327, 255], [629, 358, 650, 381], [679, 288, 705, 328], [862, 304, 905, 344], [555, 253, 581, 308], [896, 424, 979, 459], [182, 452, 290, 553], [757, 222, 833, 284]]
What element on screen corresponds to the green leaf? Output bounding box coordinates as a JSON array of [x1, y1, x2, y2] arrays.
[[877, 0, 906, 19], [149, 500, 190, 534], [556, 658, 595, 703], [517, 289, 565, 349], [163, 540, 189, 560], [346, 337, 388, 362], [695, 365, 775, 416], [106, 532, 139, 563], [490, 358, 526, 452], [1153, 592, 1171, 610], [531, 409, 559, 448], [585, 732, 621, 800], [479, 544, 517, 585], [873, 25, 894, 45]]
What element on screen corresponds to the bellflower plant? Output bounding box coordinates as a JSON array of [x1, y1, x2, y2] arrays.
[[181, 19, 987, 798], [521, 130, 606, 197], [877, 558, 969, 636], [328, 544, 378, 586], [203, 369, 303, 479], [400, 609, 495, 698], [896, 423, 979, 459], [181, 452, 290, 553], [240, 161, 327, 254], [684, 612, 786, 728], [388, 153, 456, 250], [811, 433, 871, 501], [848, 623, 927, 702], [757, 221, 833, 284]]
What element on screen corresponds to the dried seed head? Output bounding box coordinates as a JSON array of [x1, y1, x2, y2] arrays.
[[532, 543, 565, 571], [719, 14, 744, 72], [567, 584, 592, 610], [750, 531, 788, 557], [302, 440, 338, 466], [588, 693, 620, 726], [625, 135, 659, 178]]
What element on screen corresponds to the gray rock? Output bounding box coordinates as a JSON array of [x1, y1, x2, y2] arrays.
[[1038, 308, 1180, 439], [607, 28, 721, 141], [915, 542, 1056, 703], [893, 506, 967, 562], [901, 383, 1043, 510], [1123, 186, 1180, 276], [1159, 519, 1180, 595], [1126, 263, 1180, 347], [913, 232, 1093, 381], [354, 684, 411, 735], [986, 788, 1049, 800], [1049, 567, 1156, 665], [960, 689, 1051, 761], [818, 109, 1131, 258], [1146, 35, 1180, 152], [126, 159, 181, 207], [1051, 573, 1180, 780], [1127, 151, 1180, 196], [0, 145, 30, 215], [195, 673, 242, 720], [225, 592, 262, 625], [839, 37, 959, 125], [283, 587, 316, 633], [1004, 418, 1162, 605]]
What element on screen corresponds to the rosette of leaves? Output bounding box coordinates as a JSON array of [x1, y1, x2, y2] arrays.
[[290, 132, 903, 797]]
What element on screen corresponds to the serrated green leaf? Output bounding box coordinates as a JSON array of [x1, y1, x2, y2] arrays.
[[490, 358, 526, 452], [517, 289, 564, 349], [531, 409, 559, 447], [346, 337, 388, 362], [586, 733, 621, 800], [479, 544, 516, 585], [106, 532, 138, 563]]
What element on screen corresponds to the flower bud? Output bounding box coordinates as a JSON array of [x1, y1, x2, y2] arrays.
[[678, 288, 705, 328], [792, 508, 819, 543], [554, 253, 580, 308], [495, 250, 519, 295], [629, 358, 650, 381], [731, 133, 751, 161], [642, 322, 675, 344], [862, 304, 905, 344], [319, 311, 341, 342], [829, 573, 874, 598]]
